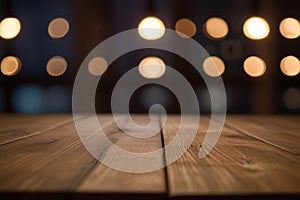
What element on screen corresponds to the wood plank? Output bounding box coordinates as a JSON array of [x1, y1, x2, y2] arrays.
[[1, 114, 299, 198], [224, 115, 300, 155], [0, 114, 73, 145], [0, 114, 166, 198], [0, 115, 113, 191], [163, 115, 300, 197], [78, 114, 166, 195]]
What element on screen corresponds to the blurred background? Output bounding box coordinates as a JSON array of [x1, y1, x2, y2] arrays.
[[0, 0, 299, 114]]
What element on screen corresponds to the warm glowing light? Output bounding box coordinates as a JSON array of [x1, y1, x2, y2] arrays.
[[175, 18, 197, 38], [243, 17, 270, 40], [88, 57, 108, 76], [205, 17, 228, 39], [46, 56, 67, 76], [279, 18, 300, 39], [283, 88, 300, 109], [138, 16, 165, 40], [243, 56, 266, 77], [138, 57, 166, 79], [48, 18, 70, 39], [0, 56, 21, 76], [0, 17, 21, 39], [280, 55, 300, 77], [203, 56, 225, 77]]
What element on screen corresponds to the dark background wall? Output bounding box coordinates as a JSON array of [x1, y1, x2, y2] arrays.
[[0, 0, 299, 114]]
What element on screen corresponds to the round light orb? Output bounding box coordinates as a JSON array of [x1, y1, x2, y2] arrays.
[[48, 18, 70, 39], [279, 17, 300, 39], [138, 56, 166, 79], [175, 18, 197, 38], [138, 16, 165, 40], [243, 56, 266, 77], [46, 56, 68, 76], [280, 55, 300, 77], [0, 17, 21, 39], [88, 57, 108, 76], [0, 56, 21, 76], [243, 17, 270, 40], [203, 56, 225, 77], [205, 17, 229, 39]]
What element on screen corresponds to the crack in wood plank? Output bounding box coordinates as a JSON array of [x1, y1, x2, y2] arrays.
[[223, 120, 299, 156], [0, 118, 74, 146]]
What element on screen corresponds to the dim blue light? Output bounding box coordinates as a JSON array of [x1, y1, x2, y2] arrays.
[[12, 84, 44, 113]]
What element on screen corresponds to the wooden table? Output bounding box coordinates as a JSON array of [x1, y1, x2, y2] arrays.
[[0, 114, 299, 199]]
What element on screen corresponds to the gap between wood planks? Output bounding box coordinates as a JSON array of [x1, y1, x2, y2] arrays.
[[1, 114, 299, 198], [163, 115, 300, 197], [158, 114, 170, 197]]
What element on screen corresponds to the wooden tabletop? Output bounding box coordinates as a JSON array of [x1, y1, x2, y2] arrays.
[[0, 114, 299, 199]]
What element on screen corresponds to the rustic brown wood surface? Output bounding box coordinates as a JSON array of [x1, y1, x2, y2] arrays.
[[0, 114, 299, 199], [164, 115, 300, 198]]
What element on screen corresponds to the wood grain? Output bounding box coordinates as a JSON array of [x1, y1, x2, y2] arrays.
[[0, 114, 72, 145], [0, 114, 299, 199], [224, 115, 300, 155], [0, 114, 166, 197], [0, 115, 113, 191], [78, 115, 166, 194], [162, 115, 300, 197]]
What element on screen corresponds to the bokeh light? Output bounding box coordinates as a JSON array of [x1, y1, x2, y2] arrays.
[[280, 55, 300, 77], [243, 17, 270, 40], [88, 57, 108, 76], [138, 16, 165, 40], [204, 17, 228, 39], [283, 88, 300, 109], [243, 56, 266, 77], [12, 84, 44, 113], [203, 56, 225, 77], [46, 56, 68, 76], [0, 17, 21, 39], [48, 18, 70, 39], [0, 56, 21, 76], [175, 18, 197, 38], [279, 17, 300, 39], [138, 56, 166, 79]]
